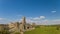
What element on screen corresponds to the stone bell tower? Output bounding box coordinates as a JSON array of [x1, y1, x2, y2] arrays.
[[20, 16, 26, 34], [22, 16, 26, 30]]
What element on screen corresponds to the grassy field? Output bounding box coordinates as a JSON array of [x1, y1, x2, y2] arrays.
[[24, 26, 60, 34]]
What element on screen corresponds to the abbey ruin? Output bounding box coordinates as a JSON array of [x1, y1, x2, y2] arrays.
[[0, 16, 35, 34]]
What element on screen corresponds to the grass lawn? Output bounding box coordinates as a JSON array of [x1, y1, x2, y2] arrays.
[[24, 27, 60, 34]]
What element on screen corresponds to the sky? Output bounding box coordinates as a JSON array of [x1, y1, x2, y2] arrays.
[[0, 0, 60, 25]]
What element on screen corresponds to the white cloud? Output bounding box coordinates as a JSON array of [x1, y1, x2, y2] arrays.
[[38, 19, 60, 25], [9, 16, 60, 25], [0, 18, 9, 24], [32, 17, 40, 20], [51, 11, 56, 13], [40, 16, 45, 19], [23, 16, 60, 25], [31, 16, 45, 20], [1, 16, 60, 25], [0, 18, 4, 20]]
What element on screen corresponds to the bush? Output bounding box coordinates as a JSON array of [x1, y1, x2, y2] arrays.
[[0, 30, 10, 34], [14, 32, 20, 34]]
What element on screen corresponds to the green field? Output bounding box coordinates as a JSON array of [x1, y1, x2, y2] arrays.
[[24, 26, 60, 34]]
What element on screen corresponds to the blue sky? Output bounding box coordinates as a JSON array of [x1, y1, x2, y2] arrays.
[[0, 0, 60, 25]]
